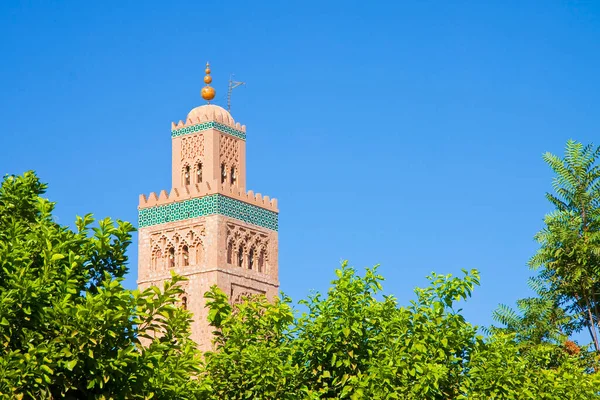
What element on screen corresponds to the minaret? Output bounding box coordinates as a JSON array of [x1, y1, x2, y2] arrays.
[[137, 63, 279, 350]]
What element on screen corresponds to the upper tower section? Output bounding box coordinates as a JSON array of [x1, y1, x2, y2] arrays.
[[138, 63, 278, 231], [169, 63, 247, 193], [170, 103, 247, 193]]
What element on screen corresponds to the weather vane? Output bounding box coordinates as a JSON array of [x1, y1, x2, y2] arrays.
[[227, 74, 246, 112]]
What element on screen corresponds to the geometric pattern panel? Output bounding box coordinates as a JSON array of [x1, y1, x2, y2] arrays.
[[181, 134, 204, 161], [139, 194, 278, 231], [171, 121, 246, 140]]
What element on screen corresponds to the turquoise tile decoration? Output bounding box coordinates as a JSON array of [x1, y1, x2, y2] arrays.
[[171, 121, 246, 140], [138, 194, 277, 231]]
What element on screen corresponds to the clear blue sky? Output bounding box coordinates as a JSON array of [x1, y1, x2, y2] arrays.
[[1, 1, 599, 332]]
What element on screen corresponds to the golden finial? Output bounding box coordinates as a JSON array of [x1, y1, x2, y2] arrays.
[[201, 62, 216, 103]]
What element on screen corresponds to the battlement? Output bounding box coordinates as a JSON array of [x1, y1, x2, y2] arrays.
[[172, 116, 246, 133], [138, 183, 278, 213]]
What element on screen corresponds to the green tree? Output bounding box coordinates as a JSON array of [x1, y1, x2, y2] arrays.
[[203, 262, 600, 399], [518, 140, 600, 351], [0, 172, 205, 399]]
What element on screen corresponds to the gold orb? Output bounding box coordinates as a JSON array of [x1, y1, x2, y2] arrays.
[[201, 86, 216, 101], [205, 68, 211, 74], [204, 75, 212, 84]]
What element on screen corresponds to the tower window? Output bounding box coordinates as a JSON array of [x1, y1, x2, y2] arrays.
[[227, 242, 233, 264], [195, 243, 203, 265], [221, 164, 227, 184], [230, 167, 236, 186], [184, 166, 190, 186], [258, 249, 265, 273], [196, 162, 203, 183], [182, 296, 188, 310], [237, 246, 244, 268], [182, 245, 189, 266], [168, 247, 175, 268], [248, 248, 254, 270], [152, 249, 162, 270]]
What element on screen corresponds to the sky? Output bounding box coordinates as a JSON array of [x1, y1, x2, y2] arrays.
[[1, 1, 599, 334]]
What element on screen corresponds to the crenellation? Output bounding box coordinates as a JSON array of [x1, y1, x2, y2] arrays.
[[139, 184, 278, 213], [158, 190, 169, 202]]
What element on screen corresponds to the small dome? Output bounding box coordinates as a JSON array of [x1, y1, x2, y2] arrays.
[[186, 105, 233, 125]]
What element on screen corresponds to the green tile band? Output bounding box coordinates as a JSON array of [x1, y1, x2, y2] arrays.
[[138, 194, 278, 231], [171, 121, 246, 140]]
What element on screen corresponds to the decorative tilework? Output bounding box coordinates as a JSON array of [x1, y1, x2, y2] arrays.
[[139, 194, 278, 231], [171, 122, 246, 140]]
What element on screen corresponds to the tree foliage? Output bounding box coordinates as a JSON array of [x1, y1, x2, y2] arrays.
[[0, 172, 206, 399], [202, 264, 600, 399], [494, 140, 600, 353], [2, 153, 600, 399]]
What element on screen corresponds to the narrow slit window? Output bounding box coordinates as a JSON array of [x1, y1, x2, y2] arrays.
[[237, 247, 244, 267], [221, 164, 227, 184], [196, 162, 203, 183], [182, 245, 189, 266], [182, 296, 188, 310], [248, 248, 254, 270], [230, 167, 236, 185], [168, 248, 175, 268], [258, 249, 265, 273], [227, 242, 233, 264], [184, 166, 190, 186]]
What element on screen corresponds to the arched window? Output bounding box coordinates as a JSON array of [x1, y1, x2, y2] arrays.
[[184, 165, 190, 186], [196, 162, 203, 183], [221, 163, 227, 184], [168, 247, 175, 268], [182, 296, 188, 310], [195, 242, 203, 265], [237, 246, 244, 268], [230, 167, 236, 186], [182, 245, 189, 266], [227, 241, 233, 264], [152, 249, 162, 270], [258, 249, 265, 273], [248, 248, 254, 270]]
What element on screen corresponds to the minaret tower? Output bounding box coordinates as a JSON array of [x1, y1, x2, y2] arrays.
[[137, 63, 279, 350]]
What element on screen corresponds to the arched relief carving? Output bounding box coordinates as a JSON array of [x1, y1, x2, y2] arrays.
[[219, 135, 240, 185], [147, 225, 206, 273], [177, 281, 190, 310], [191, 237, 205, 265], [230, 284, 265, 305], [225, 223, 269, 273], [233, 291, 255, 305]]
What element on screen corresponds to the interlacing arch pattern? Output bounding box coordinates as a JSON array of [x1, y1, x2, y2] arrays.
[[233, 291, 259, 305], [219, 135, 239, 186], [181, 134, 204, 161], [149, 227, 206, 271], [226, 223, 268, 273], [181, 134, 205, 186]]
